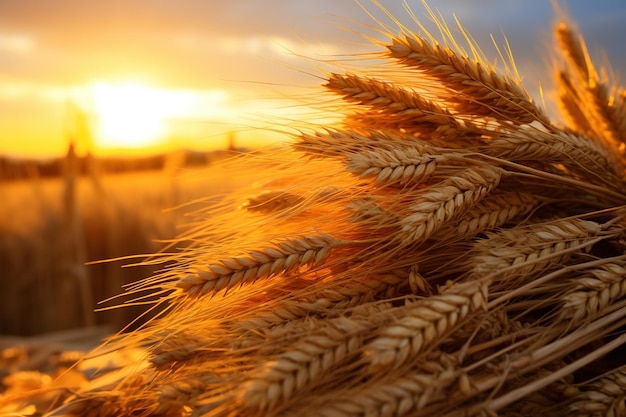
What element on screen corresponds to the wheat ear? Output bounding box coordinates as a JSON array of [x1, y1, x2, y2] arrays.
[[555, 21, 626, 150], [236, 272, 406, 331], [555, 70, 595, 138], [242, 315, 367, 411], [387, 34, 550, 126], [325, 72, 467, 137], [154, 377, 212, 415], [294, 128, 447, 159], [567, 365, 626, 416], [244, 190, 306, 214], [397, 165, 501, 245], [176, 234, 338, 297], [310, 369, 456, 417], [365, 281, 488, 371], [436, 191, 538, 240], [471, 218, 619, 282], [483, 126, 623, 179], [347, 146, 443, 187], [559, 262, 626, 324]]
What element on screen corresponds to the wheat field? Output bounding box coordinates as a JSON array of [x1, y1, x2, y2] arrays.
[[2, 2, 626, 416]]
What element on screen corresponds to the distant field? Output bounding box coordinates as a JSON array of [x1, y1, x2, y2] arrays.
[[0, 166, 242, 335]]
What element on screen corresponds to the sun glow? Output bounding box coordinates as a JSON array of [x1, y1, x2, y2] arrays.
[[75, 80, 307, 155], [88, 81, 197, 152]]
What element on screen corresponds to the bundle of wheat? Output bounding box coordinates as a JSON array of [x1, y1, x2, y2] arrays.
[[7, 2, 626, 416]]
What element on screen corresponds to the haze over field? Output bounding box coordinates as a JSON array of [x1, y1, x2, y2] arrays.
[[1, 0, 626, 158]]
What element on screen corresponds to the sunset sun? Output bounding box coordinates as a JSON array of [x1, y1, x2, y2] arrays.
[[89, 81, 195, 152]]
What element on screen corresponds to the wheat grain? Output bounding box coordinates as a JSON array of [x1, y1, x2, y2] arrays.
[[409, 264, 432, 295]]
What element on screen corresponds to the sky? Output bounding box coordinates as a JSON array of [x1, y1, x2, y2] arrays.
[[1, 1, 626, 158]]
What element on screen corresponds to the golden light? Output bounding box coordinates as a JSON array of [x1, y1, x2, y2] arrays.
[[88, 81, 196, 152]]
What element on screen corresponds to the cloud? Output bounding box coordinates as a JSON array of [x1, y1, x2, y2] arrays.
[[0, 33, 35, 54]]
